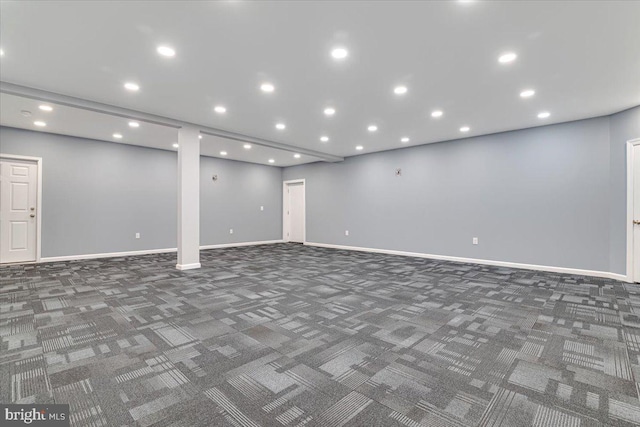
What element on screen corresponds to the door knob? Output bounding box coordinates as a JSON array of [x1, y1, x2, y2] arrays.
[[30, 214, 35, 218], [635, 220, 640, 225]]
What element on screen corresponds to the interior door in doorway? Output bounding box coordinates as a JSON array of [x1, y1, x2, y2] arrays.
[[634, 144, 640, 282], [0, 159, 38, 263], [288, 182, 305, 243]]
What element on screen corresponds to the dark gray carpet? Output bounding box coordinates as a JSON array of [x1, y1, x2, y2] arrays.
[[1, 243, 639, 426]]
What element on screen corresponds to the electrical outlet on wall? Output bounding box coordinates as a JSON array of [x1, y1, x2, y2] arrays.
[[135, 233, 140, 239], [230, 229, 234, 234], [473, 237, 478, 245], [345, 230, 349, 236]]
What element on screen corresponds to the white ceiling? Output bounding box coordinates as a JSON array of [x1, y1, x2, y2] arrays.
[[1, 0, 639, 159], [0, 93, 320, 166]]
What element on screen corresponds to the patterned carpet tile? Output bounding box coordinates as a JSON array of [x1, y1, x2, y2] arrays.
[[1, 243, 639, 426]]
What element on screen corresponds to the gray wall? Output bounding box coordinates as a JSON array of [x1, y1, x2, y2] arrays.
[[284, 117, 613, 272], [609, 106, 640, 274], [200, 156, 282, 246], [3, 105, 637, 271], [0, 126, 282, 258]]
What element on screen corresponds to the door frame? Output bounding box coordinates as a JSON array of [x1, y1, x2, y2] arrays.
[[0, 153, 43, 263], [282, 179, 306, 243], [627, 138, 640, 282]]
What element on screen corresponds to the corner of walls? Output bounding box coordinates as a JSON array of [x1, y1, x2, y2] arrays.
[[605, 114, 612, 276], [607, 112, 616, 277]]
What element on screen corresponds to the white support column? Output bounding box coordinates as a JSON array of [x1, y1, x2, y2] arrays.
[[176, 126, 201, 270]]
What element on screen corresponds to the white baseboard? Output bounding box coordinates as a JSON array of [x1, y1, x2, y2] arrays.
[[304, 242, 631, 282], [200, 240, 284, 250], [40, 247, 177, 263], [29, 240, 634, 283], [608, 273, 631, 282], [39, 240, 284, 264], [176, 263, 201, 270]]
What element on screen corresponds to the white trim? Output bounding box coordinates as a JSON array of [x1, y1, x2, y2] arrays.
[[610, 273, 631, 282], [282, 179, 306, 243], [305, 242, 626, 281], [176, 263, 201, 270], [627, 138, 640, 283], [38, 240, 284, 263], [0, 153, 43, 263], [41, 247, 177, 263], [200, 240, 284, 250]]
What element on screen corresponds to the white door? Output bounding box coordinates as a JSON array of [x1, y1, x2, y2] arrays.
[[634, 145, 640, 282], [0, 159, 38, 263], [287, 182, 305, 243]]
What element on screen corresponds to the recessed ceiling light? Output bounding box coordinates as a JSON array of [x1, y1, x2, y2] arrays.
[[113, 133, 123, 139], [173, 143, 179, 148], [243, 144, 252, 149], [156, 46, 176, 57], [33, 121, 46, 127], [367, 125, 378, 132], [275, 123, 286, 130], [401, 137, 410, 143], [220, 151, 228, 156], [0, 49, 4, 57], [199, 135, 203, 139], [355, 145, 364, 151], [538, 111, 551, 119], [38, 105, 53, 112], [260, 83, 275, 92], [431, 110, 443, 118], [124, 82, 140, 91], [324, 107, 336, 116], [460, 126, 470, 132], [214, 106, 227, 114], [268, 159, 275, 163], [128, 121, 140, 128], [498, 52, 517, 64], [294, 154, 301, 159], [520, 89, 535, 98], [331, 47, 348, 59], [394, 86, 408, 95], [320, 136, 329, 142]]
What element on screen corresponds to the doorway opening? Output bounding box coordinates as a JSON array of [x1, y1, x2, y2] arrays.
[[283, 179, 305, 243], [0, 154, 42, 264]]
